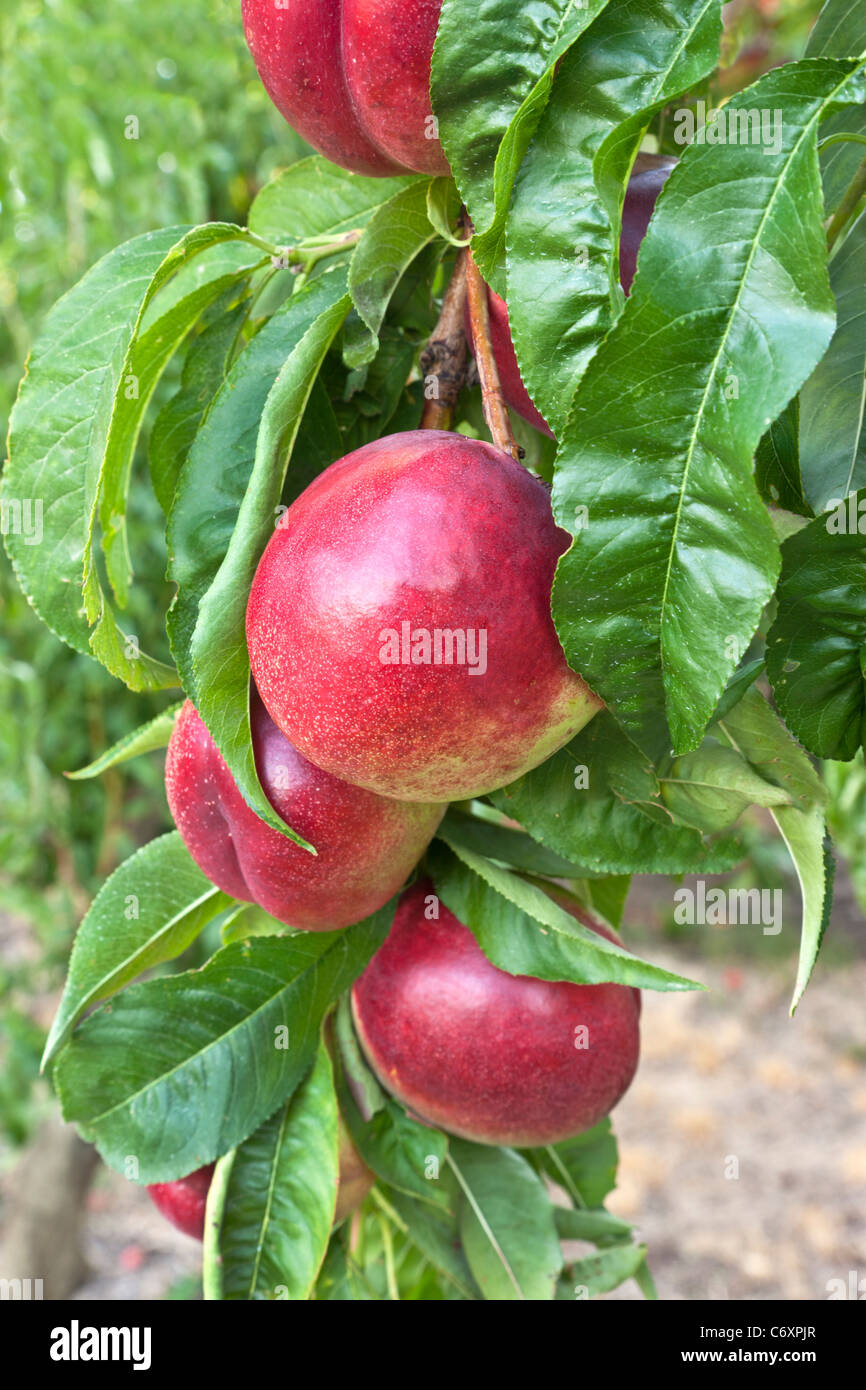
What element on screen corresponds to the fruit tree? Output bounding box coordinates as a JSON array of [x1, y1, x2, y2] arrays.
[[4, 0, 865, 1301]]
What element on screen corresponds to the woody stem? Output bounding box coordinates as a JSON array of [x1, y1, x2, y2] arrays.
[[463, 237, 520, 461], [419, 250, 469, 430]]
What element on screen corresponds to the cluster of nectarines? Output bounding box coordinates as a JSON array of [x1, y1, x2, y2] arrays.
[[149, 2, 671, 1235]]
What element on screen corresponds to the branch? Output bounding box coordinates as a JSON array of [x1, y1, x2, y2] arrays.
[[419, 251, 469, 431], [464, 248, 520, 461]]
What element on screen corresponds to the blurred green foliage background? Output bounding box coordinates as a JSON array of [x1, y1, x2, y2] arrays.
[[0, 0, 306, 1157], [0, 0, 857, 1163]]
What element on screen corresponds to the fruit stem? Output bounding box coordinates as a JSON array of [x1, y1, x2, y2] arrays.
[[464, 240, 521, 461], [419, 249, 469, 431], [826, 154, 866, 251]]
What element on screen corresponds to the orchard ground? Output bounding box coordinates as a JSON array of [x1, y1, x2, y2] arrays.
[[4, 857, 861, 1303]]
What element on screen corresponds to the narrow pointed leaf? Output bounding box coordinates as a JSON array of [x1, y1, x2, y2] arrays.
[[42, 833, 231, 1066], [506, 0, 722, 434], [220, 1041, 339, 1300], [430, 838, 701, 991], [66, 703, 182, 780], [53, 906, 392, 1181], [450, 1140, 561, 1301], [552, 59, 866, 758]]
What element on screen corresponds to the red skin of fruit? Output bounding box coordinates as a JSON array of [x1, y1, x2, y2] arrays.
[[351, 880, 641, 1147], [241, 0, 448, 177], [146, 1164, 214, 1240], [471, 154, 678, 438], [165, 692, 443, 931], [246, 430, 602, 802]]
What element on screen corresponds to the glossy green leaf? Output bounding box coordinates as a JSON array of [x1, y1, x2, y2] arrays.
[[662, 740, 795, 834], [220, 1041, 339, 1300], [716, 688, 832, 1011], [491, 712, 743, 876], [54, 905, 392, 1181], [525, 1119, 619, 1208], [42, 832, 231, 1066], [384, 1186, 478, 1298], [336, 1051, 450, 1207], [766, 495, 866, 760], [449, 1140, 561, 1301], [433, 0, 611, 292], [437, 807, 601, 878], [167, 268, 350, 843], [808, 0, 866, 216], [95, 229, 264, 612], [755, 398, 812, 517], [506, 0, 722, 434], [552, 59, 866, 760], [65, 702, 182, 780], [248, 156, 417, 247], [429, 838, 701, 991], [800, 213, 866, 512], [149, 291, 251, 514], [346, 181, 439, 367], [3, 228, 189, 688]]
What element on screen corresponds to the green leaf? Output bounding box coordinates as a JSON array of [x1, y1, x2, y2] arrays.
[[334, 995, 387, 1122], [662, 741, 795, 834], [807, 0, 866, 224], [800, 212, 866, 512], [149, 291, 251, 514], [383, 1185, 478, 1298], [95, 228, 264, 612], [167, 269, 350, 843], [429, 838, 700, 991], [248, 156, 417, 247], [767, 495, 866, 760], [54, 904, 392, 1181], [220, 1040, 339, 1300], [526, 1119, 619, 1208], [716, 688, 832, 1011], [432, 0, 611, 291], [42, 833, 231, 1067], [506, 0, 722, 434], [554, 1206, 633, 1244], [551, 58, 866, 760], [65, 703, 182, 780], [581, 876, 631, 930], [755, 398, 812, 517], [449, 1140, 561, 1301], [3, 228, 189, 687], [315, 1233, 375, 1301], [437, 807, 601, 878], [336, 1051, 450, 1207], [425, 177, 468, 246], [491, 712, 743, 876], [346, 181, 439, 368], [560, 1243, 648, 1298]]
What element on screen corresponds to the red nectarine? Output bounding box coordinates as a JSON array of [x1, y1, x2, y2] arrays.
[[165, 691, 443, 931], [246, 430, 601, 802], [351, 880, 641, 1147]]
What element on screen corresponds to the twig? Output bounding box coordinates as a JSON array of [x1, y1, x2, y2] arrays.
[[826, 154, 866, 251], [419, 250, 469, 430], [464, 243, 520, 461]]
